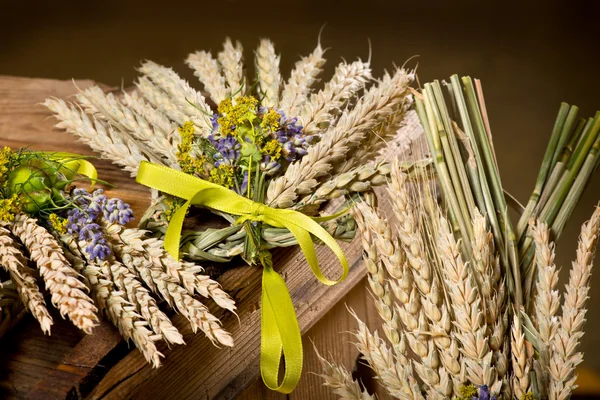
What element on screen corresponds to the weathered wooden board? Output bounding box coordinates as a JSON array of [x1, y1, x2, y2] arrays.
[[2, 75, 600, 400], [0, 75, 384, 400]]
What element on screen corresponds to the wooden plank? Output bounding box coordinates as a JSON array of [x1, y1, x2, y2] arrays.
[[0, 75, 403, 399], [0, 75, 139, 399]]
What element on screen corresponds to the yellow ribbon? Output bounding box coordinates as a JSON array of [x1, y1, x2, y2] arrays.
[[43, 152, 98, 184], [135, 161, 349, 393]]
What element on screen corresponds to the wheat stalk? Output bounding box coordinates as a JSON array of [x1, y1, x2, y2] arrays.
[[511, 314, 532, 399], [138, 61, 212, 133], [113, 225, 236, 313], [105, 224, 233, 347], [300, 59, 372, 137], [8, 215, 98, 333], [295, 161, 390, 211], [43, 97, 148, 175], [120, 90, 178, 145], [530, 220, 561, 394], [438, 214, 501, 391], [352, 202, 402, 355], [548, 206, 600, 399], [267, 68, 412, 209], [60, 234, 164, 367], [135, 76, 190, 127], [338, 98, 413, 174], [76, 86, 178, 167], [314, 343, 375, 400], [0, 226, 53, 333], [279, 41, 326, 116], [387, 161, 458, 396], [352, 311, 423, 400], [186, 50, 229, 105], [255, 39, 281, 107], [218, 38, 245, 96]]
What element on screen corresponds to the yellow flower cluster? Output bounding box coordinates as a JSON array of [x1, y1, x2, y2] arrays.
[[262, 139, 282, 160], [48, 213, 68, 233], [209, 164, 235, 188], [457, 385, 477, 400], [176, 122, 205, 175], [163, 195, 185, 222], [260, 109, 280, 133], [0, 194, 22, 222], [0, 146, 14, 184], [217, 96, 259, 136]]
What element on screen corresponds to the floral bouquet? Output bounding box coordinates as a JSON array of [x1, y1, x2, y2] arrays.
[[0, 147, 236, 367], [44, 38, 416, 392], [317, 76, 600, 399]]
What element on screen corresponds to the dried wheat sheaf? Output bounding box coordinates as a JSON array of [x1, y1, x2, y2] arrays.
[[318, 157, 600, 400]]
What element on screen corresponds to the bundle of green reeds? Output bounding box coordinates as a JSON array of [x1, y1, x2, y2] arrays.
[[317, 75, 599, 399]]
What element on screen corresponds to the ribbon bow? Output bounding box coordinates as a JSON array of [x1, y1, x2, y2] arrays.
[[42, 151, 98, 184], [136, 161, 349, 393]]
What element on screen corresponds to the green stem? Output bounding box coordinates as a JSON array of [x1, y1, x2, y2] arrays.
[[516, 103, 570, 239]]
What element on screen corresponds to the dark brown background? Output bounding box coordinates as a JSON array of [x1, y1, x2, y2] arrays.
[[1, 0, 600, 383]]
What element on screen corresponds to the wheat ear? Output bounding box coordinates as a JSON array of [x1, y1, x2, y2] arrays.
[[266, 68, 411, 209], [387, 162, 456, 397], [255, 39, 281, 107], [135, 76, 190, 127], [352, 311, 423, 400], [352, 202, 402, 356], [338, 96, 413, 174], [548, 206, 600, 399], [106, 225, 233, 347], [75, 86, 178, 167], [8, 215, 98, 333], [138, 60, 212, 133], [279, 42, 326, 116], [218, 38, 245, 96], [438, 215, 499, 391], [114, 226, 236, 313], [43, 98, 148, 176], [0, 227, 53, 333], [471, 209, 509, 390], [314, 343, 375, 400], [295, 161, 390, 211], [300, 59, 372, 136], [530, 219, 560, 394], [120, 90, 178, 146], [511, 314, 532, 399], [186, 50, 229, 105], [60, 234, 164, 367]]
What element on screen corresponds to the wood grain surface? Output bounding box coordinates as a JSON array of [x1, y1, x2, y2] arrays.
[[0, 75, 385, 400]]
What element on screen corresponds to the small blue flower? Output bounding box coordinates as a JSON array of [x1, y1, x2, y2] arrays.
[[65, 188, 134, 261], [103, 198, 134, 225], [264, 108, 309, 163], [85, 233, 111, 260], [240, 171, 249, 194], [260, 156, 281, 176]]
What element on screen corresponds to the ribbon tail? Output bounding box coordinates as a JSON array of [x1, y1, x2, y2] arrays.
[[282, 219, 348, 286], [163, 199, 192, 260], [260, 265, 303, 394]]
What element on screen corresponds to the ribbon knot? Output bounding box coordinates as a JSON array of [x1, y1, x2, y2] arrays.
[[135, 161, 350, 394]]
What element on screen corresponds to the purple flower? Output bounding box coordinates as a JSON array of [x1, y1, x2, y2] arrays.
[[266, 108, 310, 163], [260, 156, 281, 176], [72, 188, 107, 217], [473, 385, 496, 400], [212, 135, 241, 166], [210, 113, 219, 131], [240, 171, 249, 194], [84, 233, 111, 260], [65, 188, 134, 261], [103, 198, 134, 225]]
